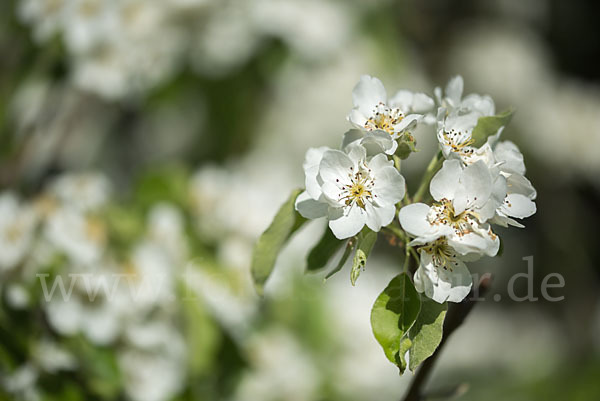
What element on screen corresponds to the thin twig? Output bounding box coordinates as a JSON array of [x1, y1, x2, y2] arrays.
[[401, 275, 493, 401]]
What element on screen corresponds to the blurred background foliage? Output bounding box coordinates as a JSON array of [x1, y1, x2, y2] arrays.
[[0, 0, 599, 400]]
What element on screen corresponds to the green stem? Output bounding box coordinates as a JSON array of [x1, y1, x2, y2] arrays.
[[413, 151, 444, 203]]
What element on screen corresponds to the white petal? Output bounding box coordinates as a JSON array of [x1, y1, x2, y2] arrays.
[[411, 93, 435, 113], [348, 108, 368, 129], [346, 143, 367, 164], [328, 206, 366, 239], [388, 90, 413, 111], [501, 193, 536, 219], [341, 129, 365, 150], [445, 76, 464, 107], [399, 203, 432, 237], [358, 130, 396, 155], [454, 160, 492, 215], [295, 191, 328, 219], [448, 229, 499, 257], [320, 181, 343, 205], [462, 94, 495, 116], [319, 149, 353, 185], [506, 173, 536, 199], [303, 146, 328, 199], [370, 160, 405, 206], [495, 141, 525, 176], [430, 159, 461, 201], [394, 114, 421, 133], [364, 202, 383, 232], [434, 258, 473, 303], [372, 204, 396, 228], [352, 75, 387, 117], [477, 174, 507, 222]]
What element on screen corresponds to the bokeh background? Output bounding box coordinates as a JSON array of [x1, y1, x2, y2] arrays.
[[1, 0, 599, 400]]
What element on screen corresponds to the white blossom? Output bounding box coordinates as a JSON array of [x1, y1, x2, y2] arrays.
[[348, 75, 433, 141], [434, 75, 495, 117], [296, 144, 405, 239], [399, 160, 502, 257], [413, 238, 473, 303]]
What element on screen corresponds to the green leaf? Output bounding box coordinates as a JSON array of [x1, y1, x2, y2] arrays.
[[182, 291, 220, 376], [471, 108, 514, 148], [251, 189, 306, 294], [134, 164, 190, 210], [306, 226, 344, 272], [324, 240, 354, 280], [350, 228, 378, 286], [66, 337, 122, 399], [408, 298, 447, 372], [370, 273, 421, 367]]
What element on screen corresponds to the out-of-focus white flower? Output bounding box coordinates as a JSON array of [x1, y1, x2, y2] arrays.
[[190, 2, 260, 77], [33, 340, 78, 373], [45, 272, 128, 345], [233, 329, 319, 401], [146, 202, 187, 263], [49, 171, 111, 212], [124, 241, 176, 313], [18, 0, 66, 42], [296, 144, 405, 239], [1, 364, 40, 401], [124, 320, 185, 355], [44, 206, 106, 266], [250, 0, 352, 60], [0, 192, 37, 272], [119, 349, 185, 401], [185, 263, 258, 339], [62, 0, 118, 54], [400, 160, 502, 257], [5, 283, 31, 309]]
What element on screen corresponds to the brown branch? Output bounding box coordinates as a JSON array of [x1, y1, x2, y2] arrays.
[[402, 275, 493, 401]]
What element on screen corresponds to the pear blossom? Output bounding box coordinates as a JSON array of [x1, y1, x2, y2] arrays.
[[399, 160, 502, 257], [295, 144, 405, 239], [413, 238, 473, 303], [347, 75, 433, 141], [436, 109, 482, 161], [459, 139, 537, 227], [489, 141, 537, 227], [435, 76, 500, 162], [434, 75, 495, 117]]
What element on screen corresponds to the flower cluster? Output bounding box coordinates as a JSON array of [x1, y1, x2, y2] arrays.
[[296, 75, 536, 303], [16, 0, 369, 99]]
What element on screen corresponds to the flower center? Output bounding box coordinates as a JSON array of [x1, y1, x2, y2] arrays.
[[421, 238, 458, 271], [428, 199, 479, 236], [442, 130, 475, 156], [364, 102, 404, 135], [339, 164, 375, 210]]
